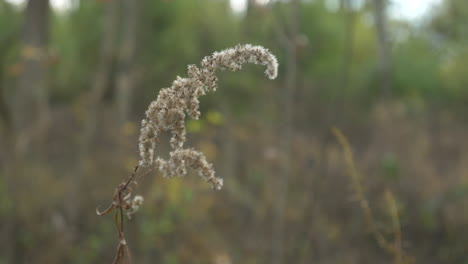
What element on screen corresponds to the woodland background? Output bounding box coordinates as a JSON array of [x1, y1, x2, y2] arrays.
[[1, 0, 468, 263]]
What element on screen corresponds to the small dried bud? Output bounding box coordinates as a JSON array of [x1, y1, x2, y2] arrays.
[[125, 195, 145, 219], [132, 195, 144, 206]]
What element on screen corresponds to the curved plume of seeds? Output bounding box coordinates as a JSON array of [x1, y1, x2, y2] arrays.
[[138, 44, 278, 190]]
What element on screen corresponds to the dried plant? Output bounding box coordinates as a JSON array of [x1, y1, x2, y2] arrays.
[[332, 127, 413, 264], [139, 44, 278, 189], [97, 44, 278, 263]]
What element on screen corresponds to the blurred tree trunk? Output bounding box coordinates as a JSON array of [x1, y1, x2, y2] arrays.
[[13, 0, 50, 156], [7, 1, 50, 262], [372, 0, 392, 98], [0, 82, 9, 132], [81, 0, 119, 153], [74, 0, 120, 238], [0, 0, 8, 133], [115, 0, 139, 124], [340, 0, 355, 104], [272, 0, 299, 263], [0, 56, 11, 143], [243, 0, 258, 38], [73, 0, 120, 235], [246, 0, 256, 15]]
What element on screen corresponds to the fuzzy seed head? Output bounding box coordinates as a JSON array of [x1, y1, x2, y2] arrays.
[[138, 44, 278, 189]]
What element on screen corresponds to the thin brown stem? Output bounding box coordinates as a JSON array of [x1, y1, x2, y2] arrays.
[[99, 165, 144, 264]]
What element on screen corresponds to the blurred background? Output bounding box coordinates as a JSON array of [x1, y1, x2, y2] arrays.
[[1, 0, 468, 263]]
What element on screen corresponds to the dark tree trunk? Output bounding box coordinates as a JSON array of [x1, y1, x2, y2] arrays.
[[13, 0, 50, 156], [341, 0, 356, 100], [115, 0, 139, 124], [81, 0, 119, 153], [373, 0, 392, 98], [272, 0, 299, 263]]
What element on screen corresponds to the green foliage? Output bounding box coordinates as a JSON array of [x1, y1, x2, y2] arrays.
[[380, 152, 400, 181], [392, 32, 442, 101]]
